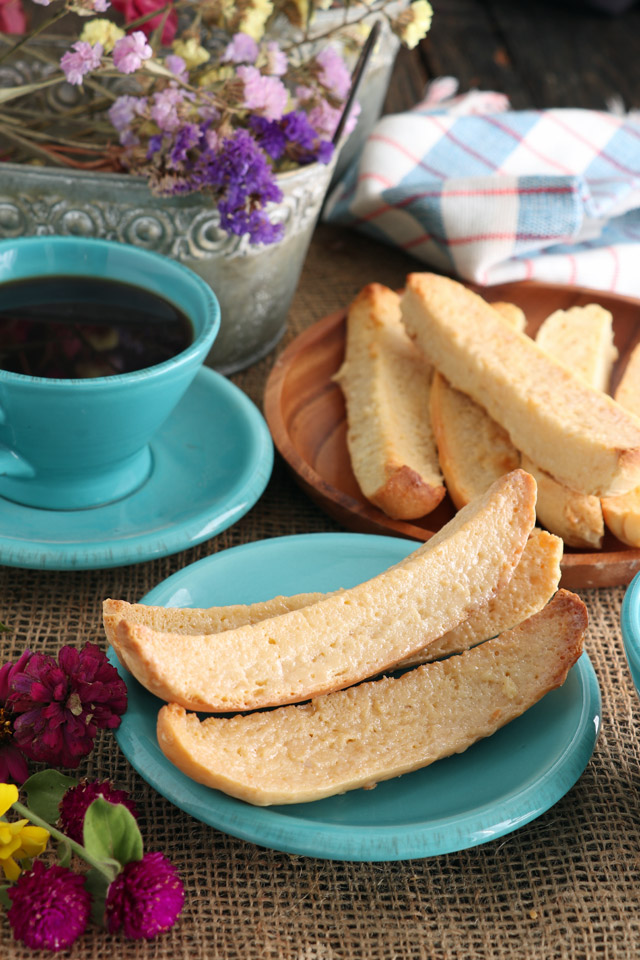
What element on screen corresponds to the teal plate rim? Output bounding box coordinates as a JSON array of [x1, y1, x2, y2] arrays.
[[112, 532, 602, 862], [0, 367, 273, 570]]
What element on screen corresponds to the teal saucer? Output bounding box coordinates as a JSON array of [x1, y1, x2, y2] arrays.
[[112, 533, 601, 862], [0, 368, 273, 570]]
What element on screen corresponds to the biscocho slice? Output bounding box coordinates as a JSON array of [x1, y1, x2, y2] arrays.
[[156, 590, 586, 806]]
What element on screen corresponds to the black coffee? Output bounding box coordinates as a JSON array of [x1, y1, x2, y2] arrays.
[[0, 276, 193, 379]]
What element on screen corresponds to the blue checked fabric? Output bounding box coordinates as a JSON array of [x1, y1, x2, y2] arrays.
[[323, 84, 640, 297]]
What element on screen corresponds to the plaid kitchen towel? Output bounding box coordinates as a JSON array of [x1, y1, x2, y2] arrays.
[[323, 79, 640, 297]]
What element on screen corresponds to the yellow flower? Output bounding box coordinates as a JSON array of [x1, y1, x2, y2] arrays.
[[238, 0, 273, 41], [79, 18, 125, 53], [0, 783, 49, 882], [394, 0, 433, 50], [198, 64, 234, 86], [172, 38, 211, 70]]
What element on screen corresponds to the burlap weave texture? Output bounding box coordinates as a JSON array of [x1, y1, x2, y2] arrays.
[[1, 226, 639, 959]]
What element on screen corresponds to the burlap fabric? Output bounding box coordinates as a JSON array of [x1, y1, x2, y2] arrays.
[[1, 224, 639, 959]]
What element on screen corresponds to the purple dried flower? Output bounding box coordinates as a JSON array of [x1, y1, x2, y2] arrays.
[[60, 41, 103, 86], [222, 31, 258, 64], [250, 110, 334, 166], [59, 779, 139, 844], [7, 860, 91, 952], [169, 122, 200, 166], [165, 53, 188, 82], [237, 65, 288, 121], [0, 650, 32, 784], [105, 852, 184, 940], [9, 642, 128, 768], [113, 30, 152, 74]]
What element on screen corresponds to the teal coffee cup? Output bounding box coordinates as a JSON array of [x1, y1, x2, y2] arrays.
[[0, 237, 220, 510]]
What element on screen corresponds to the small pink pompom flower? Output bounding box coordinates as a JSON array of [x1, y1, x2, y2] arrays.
[[105, 851, 184, 940], [222, 32, 258, 65], [112, 30, 153, 74], [7, 860, 91, 952], [60, 41, 103, 85]]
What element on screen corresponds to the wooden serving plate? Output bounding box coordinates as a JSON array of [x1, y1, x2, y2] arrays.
[[264, 280, 640, 589]]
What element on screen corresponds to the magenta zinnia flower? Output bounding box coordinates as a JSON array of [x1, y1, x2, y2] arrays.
[[0, 650, 32, 784], [105, 852, 184, 940], [9, 642, 127, 768], [7, 860, 91, 952], [59, 779, 138, 844]]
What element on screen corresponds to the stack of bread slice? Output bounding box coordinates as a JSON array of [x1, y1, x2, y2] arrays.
[[105, 469, 588, 806], [337, 273, 640, 549]]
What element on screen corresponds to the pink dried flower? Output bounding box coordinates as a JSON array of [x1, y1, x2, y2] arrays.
[[9, 642, 128, 769], [0, 650, 32, 785], [112, 30, 153, 74], [165, 54, 188, 82], [237, 65, 288, 121], [263, 41, 288, 77], [315, 46, 351, 99], [59, 779, 138, 844], [60, 41, 103, 86], [222, 32, 258, 64], [105, 852, 184, 940], [7, 860, 91, 952]]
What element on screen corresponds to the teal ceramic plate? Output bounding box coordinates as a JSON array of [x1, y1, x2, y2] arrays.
[[112, 533, 601, 862], [0, 368, 273, 570]]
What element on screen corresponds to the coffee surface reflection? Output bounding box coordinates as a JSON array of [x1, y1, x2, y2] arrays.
[[0, 276, 193, 379]]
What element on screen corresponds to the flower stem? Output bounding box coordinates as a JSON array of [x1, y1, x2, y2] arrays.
[[11, 801, 115, 882], [0, 9, 69, 66]]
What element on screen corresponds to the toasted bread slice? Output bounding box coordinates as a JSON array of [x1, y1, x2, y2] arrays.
[[427, 301, 524, 509], [400, 528, 563, 666], [115, 470, 537, 712], [601, 345, 640, 545], [401, 273, 640, 497], [517, 305, 616, 548], [334, 283, 445, 519], [535, 304, 617, 393], [430, 372, 520, 510], [156, 590, 586, 806], [105, 527, 562, 675]]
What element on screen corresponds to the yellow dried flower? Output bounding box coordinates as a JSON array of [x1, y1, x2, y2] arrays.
[[78, 18, 125, 53], [238, 0, 274, 41], [393, 0, 433, 50], [172, 38, 211, 70], [198, 64, 235, 86]]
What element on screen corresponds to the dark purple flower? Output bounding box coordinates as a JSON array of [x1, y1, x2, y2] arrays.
[[7, 859, 91, 952], [9, 642, 127, 768], [169, 123, 200, 167], [0, 650, 32, 784], [59, 779, 138, 844], [105, 852, 184, 940]]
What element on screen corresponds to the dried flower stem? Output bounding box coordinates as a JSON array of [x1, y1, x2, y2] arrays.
[[0, 9, 68, 66]]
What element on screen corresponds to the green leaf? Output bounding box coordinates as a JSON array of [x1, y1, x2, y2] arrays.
[[84, 867, 112, 927], [0, 77, 65, 104], [23, 770, 78, 824], [143, 58, 177, 79], [0, 886, 11, 908], [0, 622, 10, 633], [83, 798, 143, 868]]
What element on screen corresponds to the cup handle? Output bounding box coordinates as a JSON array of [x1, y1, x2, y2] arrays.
[[0, 404, 35, 479]]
